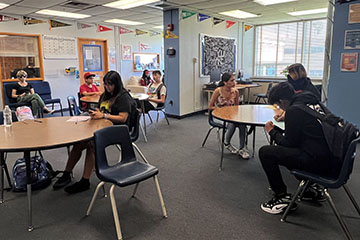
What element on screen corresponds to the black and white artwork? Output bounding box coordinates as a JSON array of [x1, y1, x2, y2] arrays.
[[200, 34, 236, 77]]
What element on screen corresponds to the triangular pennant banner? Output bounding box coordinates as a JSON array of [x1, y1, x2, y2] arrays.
[[135, 29, 148, 35], [182, 10, 196, 20], [213, 17, 224, 25], [77, 22, 92, 30], [198, 13, 211, 22], [97, 24, 112, 32], [165, 30, 178, 39], [245, 24, 253, 32], [119, 26, 133, 34], [139, 42, 151, 51], [149, 31, 161, 37], [24, 16, 46, 25], [49, 20, 71, 29], [0, 15, 18, 22], [226, 20, 236, 29]]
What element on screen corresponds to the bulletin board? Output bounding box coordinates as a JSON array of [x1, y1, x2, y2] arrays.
[[43, 35, 77, 59]]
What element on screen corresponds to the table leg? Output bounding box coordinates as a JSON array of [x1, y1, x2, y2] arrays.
[[252, 127, 256, 158], [247, 88, 251, 104], [141, 100, 147, 135], [219, 121, 226, 171], [24, 151, 33, 232], [0, 152, 4, 204]]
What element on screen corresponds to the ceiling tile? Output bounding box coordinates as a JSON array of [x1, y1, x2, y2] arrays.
[[0, 5, 39, 15], [76, 6, 117, 15], [15, 0, 66, 9], [74, 0, 114, 4], [0, 0, 21, 4], [47, 6, 82, 13]]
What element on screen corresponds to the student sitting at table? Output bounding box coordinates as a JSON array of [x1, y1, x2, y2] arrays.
[[11, 70, 54, 117], [53, 70, 137, 194], [139, 69, 153, 86], [142, 70, 166, 113], [259, 82, 331, 215], [208, 72, 249, 159], [80, 72, 101, 109]]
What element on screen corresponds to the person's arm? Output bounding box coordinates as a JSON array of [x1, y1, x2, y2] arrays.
[[81, 91, 97, 96], [30, 88, 35, 95], [234, 90, 239, 105], [208, 89, 220, 111], [90, 109, 128, 124], [148, 95, 165, 103], [11, 87, 25, 98]]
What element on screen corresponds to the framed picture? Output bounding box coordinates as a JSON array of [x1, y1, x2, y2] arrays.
[[341, 52, 358, 72], [132, 53, 160, 72], [344, 30, 360, 49], [82, 44, 103, 72], [349, 3, 360, 24], [122, 44, 132, 61]]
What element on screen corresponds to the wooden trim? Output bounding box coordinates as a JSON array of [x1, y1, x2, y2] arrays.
[[0, 32, 41, 37], [78, 37, 108, 42]]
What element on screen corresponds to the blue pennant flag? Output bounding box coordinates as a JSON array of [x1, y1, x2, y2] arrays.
[[198, 13, 211, 22]]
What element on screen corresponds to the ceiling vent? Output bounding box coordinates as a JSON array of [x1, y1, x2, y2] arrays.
[[61, 1, 95, 10], [149, 1, 175, 10]]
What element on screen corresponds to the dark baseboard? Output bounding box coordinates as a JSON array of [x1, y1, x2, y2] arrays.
[[166, 109, 207, 119]]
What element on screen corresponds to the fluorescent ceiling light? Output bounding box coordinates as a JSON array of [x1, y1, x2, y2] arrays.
[[288, 8, 328, 16], [153, 25, 163, 29], [0, 3, 9, 9], [254, 0, 297, 5], [104, 0, 159, 10], [220, 10, 259, 19], [105, 19, 144, 25], [36, 9, 90, 19]]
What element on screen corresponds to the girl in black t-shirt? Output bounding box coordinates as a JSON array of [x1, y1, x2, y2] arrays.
[[11, 70, 53, 117], [53, 71, 137, 194]]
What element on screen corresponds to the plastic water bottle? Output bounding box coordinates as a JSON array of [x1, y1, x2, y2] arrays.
[[3, 105, 12, 127]]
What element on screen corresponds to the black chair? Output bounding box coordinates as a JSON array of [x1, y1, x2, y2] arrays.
[[67, 95, 82, 116], [254, 82, 273, 104], [202, 110, 225, 151], [281, 136, 360, 240], [31, 81, 63, 116], [152, 104, 170, 125], [77, 92, 87, 112], [3, 82, 32, 110], [85, 125, 167, 240]]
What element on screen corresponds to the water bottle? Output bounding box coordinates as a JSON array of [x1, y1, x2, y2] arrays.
[[3, 105, 12, 127]]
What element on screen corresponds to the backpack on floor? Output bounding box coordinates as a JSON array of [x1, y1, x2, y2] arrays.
[[12, 152, 59, 192]]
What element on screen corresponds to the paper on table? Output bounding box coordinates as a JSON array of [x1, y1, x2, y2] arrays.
[[273, 120, 285, 130], [66, 116, 91, 122]]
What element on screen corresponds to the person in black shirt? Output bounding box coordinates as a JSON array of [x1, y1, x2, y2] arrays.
[[53, 71, 137, 194], [11, 70, 53, 117], [259, 82, 331, 215]]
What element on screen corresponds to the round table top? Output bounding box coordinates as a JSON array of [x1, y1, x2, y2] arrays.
[[0, 117, 112, 152], [81, 93, 149, 104], [212, 104, 281, 126]]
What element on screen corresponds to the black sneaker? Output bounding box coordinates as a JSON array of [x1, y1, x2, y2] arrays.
[[301, 184, 326, 202], [53, 172, 72, 189], [64, 179, 90, 194], [261, 194, 298, 215]]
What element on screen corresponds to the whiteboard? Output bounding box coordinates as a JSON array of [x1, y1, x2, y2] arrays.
[[43, 35, 77, 59]]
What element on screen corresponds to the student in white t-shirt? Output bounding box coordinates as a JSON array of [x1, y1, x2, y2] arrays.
[[143, 70, 166, 112]]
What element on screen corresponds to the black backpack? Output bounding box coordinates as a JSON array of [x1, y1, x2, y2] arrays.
[[294, 103, 359, 176]]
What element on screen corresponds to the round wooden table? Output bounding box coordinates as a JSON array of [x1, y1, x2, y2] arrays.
[[212, 105, 281, 170], [0, 117, 112, 231]]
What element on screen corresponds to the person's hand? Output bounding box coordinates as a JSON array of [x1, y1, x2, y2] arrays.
[[20, 93, 26, 97], [274, 112, 285, 122], [265, 121, 275, 133], [89, 109, 103, 120]]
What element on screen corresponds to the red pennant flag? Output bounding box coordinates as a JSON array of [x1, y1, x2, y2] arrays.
[[226, 21, 236, 29], [119, 26, 133, 34], [0, 15, 18, 22], [97, 24, 112, 32]]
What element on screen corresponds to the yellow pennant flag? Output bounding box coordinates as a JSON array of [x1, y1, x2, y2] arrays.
[[165, 30, 178, 39]]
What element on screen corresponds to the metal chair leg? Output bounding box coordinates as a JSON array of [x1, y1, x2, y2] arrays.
[[343, 185, 360, 215], [147, 113, 153, 123], [201, 127, 215, 147], [4, 162, 12, 189], [281, 180, 306, 222], [132, 143, 149, 164], [60, 102, 64, 116], [156, 111, 159, 122], [139, 122, 148, 142], [102, 184, 107, 198], [298, 180, 311, 200], [86, 181, 105, 216], [153, 176, 167, 218], [325, 189, 353, 240], [110, 184, 123, 240], [162, 110, 170, 125], [132, 183, 139, 198], [216, 129, 222, 152]]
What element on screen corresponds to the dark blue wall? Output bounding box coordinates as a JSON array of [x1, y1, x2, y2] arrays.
[[164, 9, 180, 116], [328, 0, 360, 126]]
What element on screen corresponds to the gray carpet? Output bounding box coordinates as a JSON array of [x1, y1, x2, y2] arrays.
[[1, 112, 359, 240]]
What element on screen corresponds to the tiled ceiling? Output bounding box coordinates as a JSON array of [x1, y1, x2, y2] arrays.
[[0, 0, 329, 30]]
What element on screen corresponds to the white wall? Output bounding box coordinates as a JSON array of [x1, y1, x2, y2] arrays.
[[243, 25, 254, 79], [0, 20, 163, 109], [179, 16, 243, 115]]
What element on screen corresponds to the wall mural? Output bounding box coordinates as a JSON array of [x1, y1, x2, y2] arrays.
[[200, 34, 236, 77]]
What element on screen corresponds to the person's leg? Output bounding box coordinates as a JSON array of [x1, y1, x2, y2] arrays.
[[17, 95, 38, 116], [143, 100, 155, 113], [224, 123, 238, 154], [238, 124, 247, 149]]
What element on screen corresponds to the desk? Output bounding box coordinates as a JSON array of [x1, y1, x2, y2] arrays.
[[81, 93, 149, 142], [0, 117, 112, 231], [212, 105, 281, 170]]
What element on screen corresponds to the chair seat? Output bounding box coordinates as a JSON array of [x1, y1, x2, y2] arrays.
[[44, 98, 61, 104], [8, 102, 32, 109], [99, 161, 159, 187], [291, 170, 340, 189], [254, 93, 267, 97]]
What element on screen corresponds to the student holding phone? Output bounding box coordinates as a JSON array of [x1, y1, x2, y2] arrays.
[[53, 71, 137, 194]]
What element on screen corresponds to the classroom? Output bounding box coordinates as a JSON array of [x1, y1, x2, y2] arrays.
[[0, 0, 359, 239]]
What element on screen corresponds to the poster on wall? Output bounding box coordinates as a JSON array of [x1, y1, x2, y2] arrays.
[[122, 44, 132, 60], [344, 30, 360, 49], [43, 35, 77, 59], [341, 52, 358, 72], [199, 34, 236, 77], [349, 3, 360, 24]]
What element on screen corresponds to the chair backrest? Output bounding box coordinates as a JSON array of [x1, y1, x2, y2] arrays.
[[31, 81, 52, 100], [0, 110, 18, 125], [94, 125, 136, 178], [3, 82, 17, 104], [130, 109, 141, 142], [67, 95, 80, 116], [266, 82, 273, 95], [208, 110, 223, 128]]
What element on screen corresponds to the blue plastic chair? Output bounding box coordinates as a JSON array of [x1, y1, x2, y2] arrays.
[[281, 136, 360, 240], [85, 125, 167, 240], [67, 95, 81, 116], [201, 110, 225, 151]]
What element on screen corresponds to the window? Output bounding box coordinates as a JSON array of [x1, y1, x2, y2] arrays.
[[255, 19, 327, 78]]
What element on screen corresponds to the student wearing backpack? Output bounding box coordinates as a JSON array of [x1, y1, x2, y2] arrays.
[[143, 70, 166, 112], [53, 71, 137, 194], [259, 82, 332, 215]]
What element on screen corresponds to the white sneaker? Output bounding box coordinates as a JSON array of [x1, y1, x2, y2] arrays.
[[238, 147, 250, 159], [224, 143, 239, 154]]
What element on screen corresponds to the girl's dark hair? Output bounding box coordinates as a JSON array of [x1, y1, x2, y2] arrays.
[[268, 82, 295, 105], [142, 69, 151, 81], [218, 72, 233, 87], [100, 71, 126, 106]]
